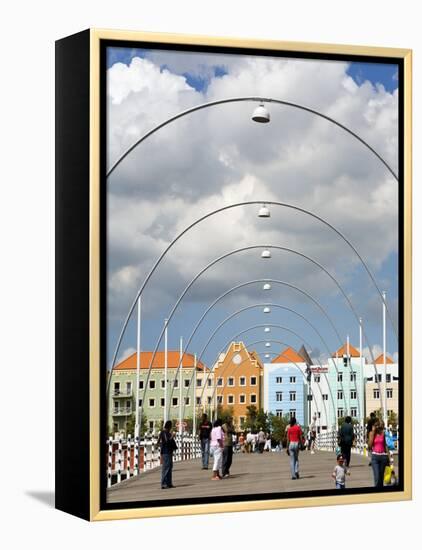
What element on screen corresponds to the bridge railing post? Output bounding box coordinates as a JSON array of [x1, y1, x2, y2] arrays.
[[107, 437, 113, 488]]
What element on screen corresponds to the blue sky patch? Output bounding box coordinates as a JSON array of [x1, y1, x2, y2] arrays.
[[347, 62, 398, 93]]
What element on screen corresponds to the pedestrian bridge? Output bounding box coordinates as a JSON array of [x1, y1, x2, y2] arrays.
[[107, 449, 377, 504]]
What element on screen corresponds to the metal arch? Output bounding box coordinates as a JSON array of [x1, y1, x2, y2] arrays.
[[108, 201, 398, 381], [107, 96, 398, 180], [130, 242, 385, 423], [181, 325, 336, 428]]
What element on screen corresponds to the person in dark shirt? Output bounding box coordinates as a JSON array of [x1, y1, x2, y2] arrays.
[[366, 412, 377, 466], [157, 420, 176, 489], [198, 413, 213, 469], [338, 416, 355, 467], [222, 417, 235, 478]]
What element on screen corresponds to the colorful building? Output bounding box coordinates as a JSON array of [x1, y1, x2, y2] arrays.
[[213, 342, 263, 430], [108, 350, 205, 436], [365, 354, 399, 420], [263, 347, 308, 426]]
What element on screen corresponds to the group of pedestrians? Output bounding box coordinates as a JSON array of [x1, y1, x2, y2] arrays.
[[199, 414, 235, 480]]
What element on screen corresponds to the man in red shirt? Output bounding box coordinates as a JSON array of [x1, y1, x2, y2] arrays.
[[286, 417, 303, 480]]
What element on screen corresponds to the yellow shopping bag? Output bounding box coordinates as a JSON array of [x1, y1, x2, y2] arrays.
[[384, 465, 392, 485]]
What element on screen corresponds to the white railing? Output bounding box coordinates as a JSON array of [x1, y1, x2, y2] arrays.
[[316, 424, 399, 457], [106, 432, 202, 488]]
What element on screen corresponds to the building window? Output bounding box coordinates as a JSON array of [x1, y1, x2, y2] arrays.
[[314, 375, 320, 383], [227, 395, 235, 405], [138, 399, 143, 406], [289, 409, 296, 419], [387, 409, 394, 417], [276, 392, 283, 402], [207, 396, 212, 405], [323, 394, 328, 401], [161, 379, 165, 389], [318, 412, 321, 418], [196, 397, 201, 405], [184, 379, 190, 388], [337, 408, 344, 418], [196, 378, 202, 387], [172, 397, 178, 407], [228, 377, 234, 386], [149, 398, 155, 407], [375, 374, 382, 383], [337, 373, 343, 382], [139, 380, 144, 389], [149, 380, 156, 390], [113, 382, 120, 394], [276, 410, 283, 418], [239, 416, 246, 427], [160, 398, 165, 407], [250, 376, 257, 386], [113, 401, 119, 413], [208, 378, 212, 387], [276, 376, 283, 384], [173, 378, 178, 388], [250, 394, 257, 404], [350, 372, 357, 382], [307, 394, 313, 401], [337, 390, 343, 400], [217, 378, 223, 386], [386, 374, 392, 383], [149, 421, 154, 431], [351, 407, 358, 417], [350, 390, 357, 399], [373, 389, 380, 399], [184, 397, 190, 406], [239, 394, 246, 404], [289, 376, 296, 383], [387, 388, 393, 399], [239, 376, 246, 386], [217, 396, 223, 404], [289, 391, 296, 402]]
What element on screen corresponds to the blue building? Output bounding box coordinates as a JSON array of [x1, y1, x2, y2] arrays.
[[263, 347, 308, 426]]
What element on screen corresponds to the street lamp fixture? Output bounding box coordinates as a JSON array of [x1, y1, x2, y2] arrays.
[[265, 342, 271, 347], [264, 327, 270, 333], [261, 249, 271, 259], [258, 204, 271, 218], [252, 102, 270, 123], [263, 283, 271, 290], [265, 354, 270, 359], [263, 307, 271, 313]]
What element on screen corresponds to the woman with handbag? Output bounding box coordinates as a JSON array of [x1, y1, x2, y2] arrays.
[[368, 419, 390, 488], [157, 420, 177, 489], [286, 417, 303, 480]]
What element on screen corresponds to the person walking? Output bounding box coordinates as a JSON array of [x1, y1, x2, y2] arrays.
[[368, 419, 390, 488], [286, 417, 303, 480], [339, 416, 355, 467], [210, 419, 224, 480], [264, 432, 272, 452], [157, 420, 177, 489], [366, 412, 377, 466], [238, 432, 245, 453], [198, 413, 212, 470], [257, 428, 266, 453], [332, 454, 349, 489], [222, 417, 235, 478]]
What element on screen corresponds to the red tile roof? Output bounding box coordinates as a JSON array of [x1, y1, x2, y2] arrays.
[[332, 343, 360, 358], [271, 347, 306, 364], [115, 351, 205, 371], [374, 353, 394, 364]]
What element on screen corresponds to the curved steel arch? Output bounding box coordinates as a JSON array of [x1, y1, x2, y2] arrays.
[[112, 243, 382, 414], [108, 201, 398, 381], [108, 96, 397, 180], [180, 325, 336, 428]]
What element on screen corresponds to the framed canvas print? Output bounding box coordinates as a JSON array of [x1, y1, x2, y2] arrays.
[[55, 29, 412, 521]]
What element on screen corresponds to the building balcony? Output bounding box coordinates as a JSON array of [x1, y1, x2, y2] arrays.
[[112, 389, 133, 398], [112, 407, 132, 416]]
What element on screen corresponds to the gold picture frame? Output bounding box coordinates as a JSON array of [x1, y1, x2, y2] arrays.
[[55, 28, 412, 521]]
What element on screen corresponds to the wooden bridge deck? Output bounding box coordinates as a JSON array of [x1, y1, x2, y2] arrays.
[[107, 449, 378, 504]]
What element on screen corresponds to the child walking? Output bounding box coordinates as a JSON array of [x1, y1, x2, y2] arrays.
[[332, 454, 349, 489]]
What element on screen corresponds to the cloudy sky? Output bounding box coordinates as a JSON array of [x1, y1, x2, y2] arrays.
[[106, 45, 399, 370]]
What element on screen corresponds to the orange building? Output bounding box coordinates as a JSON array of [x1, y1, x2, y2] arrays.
[[213, 341, 263, 430]]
